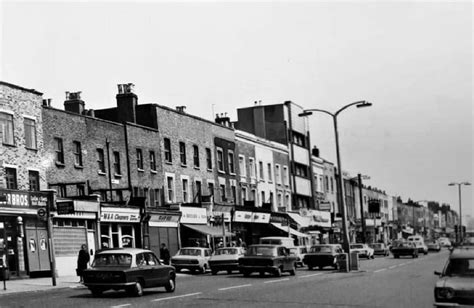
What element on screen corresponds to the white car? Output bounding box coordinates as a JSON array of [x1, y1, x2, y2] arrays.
[[171, 247, 212, 274], [350, 243, 375, 259]]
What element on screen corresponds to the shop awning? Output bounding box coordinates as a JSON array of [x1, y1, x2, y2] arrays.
[[287, 212, 310, 228], [182, 224, 234, 237], [271, 223, 309, 238]]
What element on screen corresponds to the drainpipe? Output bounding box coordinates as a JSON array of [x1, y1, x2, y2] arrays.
[[106, 138, 113, 201], [123, 123, 132, 193]]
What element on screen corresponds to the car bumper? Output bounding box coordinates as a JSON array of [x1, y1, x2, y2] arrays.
[[209, 263, 239, 270], [239, 265, 278, 273], [434, 302, 473, 307], [84, 282, 135, 288], [172, 263, 201, 270]]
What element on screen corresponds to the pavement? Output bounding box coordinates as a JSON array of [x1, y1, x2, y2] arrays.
[[0, 275, 86, 295]]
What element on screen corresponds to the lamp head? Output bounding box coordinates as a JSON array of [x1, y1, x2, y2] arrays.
[[298, 111, 313, 117], [356, 101, 372, 108], [448, 183, 457, 186], [462, 182, 471, 186]]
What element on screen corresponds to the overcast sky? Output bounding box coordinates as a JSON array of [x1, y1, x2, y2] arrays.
[[1, 1, 472, 218]]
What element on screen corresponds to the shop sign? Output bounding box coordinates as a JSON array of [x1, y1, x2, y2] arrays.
[[252, 212, 270, 223], [234, 211, 253, 223], [149, 214, 180, 227], [180, 207, 207, 224], [0, 190, 52, 208], [234, 211, 270, 224], [57, 201, 74, 215], [101, 208, 140, 222], [270, 215, 287, 224], [308, 210, 331, 228], [211, 211, 231, 222]]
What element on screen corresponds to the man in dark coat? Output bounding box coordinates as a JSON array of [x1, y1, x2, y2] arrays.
[[160, 243, 171, 265], [77, 244, 90, 283]]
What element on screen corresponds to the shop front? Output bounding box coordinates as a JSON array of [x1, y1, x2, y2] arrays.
[[270, 212, 309, 246], [52, 198, 100, 277], [0, 189, 54, 277], [302, 209, 332, 245], [99, 206, 141, 249], [233, 209, 271, 246], [148, 210, 181, 259]]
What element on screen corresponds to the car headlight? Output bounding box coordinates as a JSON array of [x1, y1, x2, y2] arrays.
[[436, 287, 455, 299]]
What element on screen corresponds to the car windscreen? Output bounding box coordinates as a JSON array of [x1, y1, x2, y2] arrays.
[[370, 244, 382, 248], [310, 246, 333, 253], [178, 249, 202, 256], [92, 253, 132, 267], [351, 245, 364, 249], [445, 258, 474, 277], [215, 248, 238, 255], [247, 246, 276, 256]]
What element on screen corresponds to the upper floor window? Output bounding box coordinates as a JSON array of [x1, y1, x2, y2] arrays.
[[166, 176, 174, 203], [295, 163, 308, 177], [164, 138, 172, 163], [193, 145, 199, 168], [220, 184, 226, 201], [182, 178, 189, 202], [258, 161, 264, 181], [97, 148, 105, 173], [239, 155, 246, 177], [228, 150, 235, 174], [292, 131, 306, 147], [206, 148, 212, 170], [5, 167, 17, 190], [0, 112, 14, 145], [24, 118, 37, 149], [54, 137, 64, 164], [113, 151, 121, 175], [275, 164, 281, 184], [330, 177, 334, 193], [249, 158, 256, 178], [325, 176, 329, 191], [179, 142, 186, 165], [150, 151, 156, 171], [267, 163, 273, 182], [283, 166, 289, 186], [28, 170, 40, 191], [217, 148, 224, 172], [77, 184, 85, 196], [136, 148, 143, 170], [73, 141, 83, 166]]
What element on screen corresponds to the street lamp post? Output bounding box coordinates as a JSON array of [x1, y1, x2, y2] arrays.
[[448, 182, 471, 243], [299, 100, 372, 270]]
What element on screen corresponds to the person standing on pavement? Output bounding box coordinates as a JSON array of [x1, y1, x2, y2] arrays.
[[77, 244, 90, 283], [160, 243, 171, 265]]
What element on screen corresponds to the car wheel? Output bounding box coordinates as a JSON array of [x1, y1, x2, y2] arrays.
[[89, 288, 103, 297], [318, 266, 323, 270], [227, 270, 232, 275], [308, 265, 313, 270], [289, 264, 296, 276], [424, 251, 428, 255], [259, 271, 265, 277], [371, 254, 375, 259], [211, 269, 218, 275], [412, 253, 416, 259], [274, 267, 282, 277], [130, 281, 144, 297], [165, 276, 176, 293], [394, 255, 399, 259], [367, 255, 370, 260], [175, 268, 181, 273], [243, 270, 251, 277]]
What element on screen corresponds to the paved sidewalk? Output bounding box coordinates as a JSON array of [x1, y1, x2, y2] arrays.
[[0, 275, 86, 295]]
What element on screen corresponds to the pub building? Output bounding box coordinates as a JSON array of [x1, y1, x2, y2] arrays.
[[0, 189, 54, 277]]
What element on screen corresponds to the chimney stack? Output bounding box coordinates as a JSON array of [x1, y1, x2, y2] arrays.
[[64, 92, 85, 114], [312, 146, 320, 157], [176, 106, 186, 113], [116, 83, 137, 124], [215, 112, 231, 127]]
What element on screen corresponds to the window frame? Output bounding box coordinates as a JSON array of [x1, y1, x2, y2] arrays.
[[54, 137, 65, 164], [193, 145, 200, 168], [228, 150, 235, 174], [179, 142, 187, 166], [97, 148, 106, 173], [28, 170, 40, 191], [164, 138, 172, 163], [24, 117, 37, 149], [149, 150, 156, 171], [113, 151, 121, 175], [73, 141, 83, 167], [136, 148, 144, 170], [216, 147, 224, 172], [5, 167, 18, 190], [0, 112, 14, 146]]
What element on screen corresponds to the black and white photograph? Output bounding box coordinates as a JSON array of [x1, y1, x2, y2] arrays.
[[0, 0, 472, 307]]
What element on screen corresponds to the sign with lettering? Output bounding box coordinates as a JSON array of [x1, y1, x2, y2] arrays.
[[308, 210, 331, 228], [0, 189, 52, 209], [180, 206, 207, 224], [149, 213, 180, 227], [100, 208, 140, 223], [234, 211, 270, 224], [57, 201, 75, 215]]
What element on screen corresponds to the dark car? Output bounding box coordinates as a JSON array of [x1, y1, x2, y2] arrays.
[[434, 247, 474, 307], [238, 244, 297, 277], [303, 244, 344, 270], [209, 247, 246, 275], [391, 242, 418, 259], [83, 248, 176, 297], [369, 243, 390, 256]]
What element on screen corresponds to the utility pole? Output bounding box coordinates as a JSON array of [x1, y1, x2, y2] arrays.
[[358, 174, 366, 243]]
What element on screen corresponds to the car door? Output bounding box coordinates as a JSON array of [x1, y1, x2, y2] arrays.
[[147, 252, 168, 286]]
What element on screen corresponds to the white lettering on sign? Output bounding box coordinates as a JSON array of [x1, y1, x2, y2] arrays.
[[101, 212, 140, 222], [7, 193, 29, 207]]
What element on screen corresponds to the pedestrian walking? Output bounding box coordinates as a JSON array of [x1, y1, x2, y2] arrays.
[[160, 243, 171, 265], [77, 244, 90, 283]]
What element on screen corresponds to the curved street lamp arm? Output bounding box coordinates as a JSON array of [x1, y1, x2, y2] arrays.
[[335, 101, 367, 117], [303, 108, 335, 118]]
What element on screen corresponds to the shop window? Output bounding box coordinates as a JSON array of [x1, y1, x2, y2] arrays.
[[24, 118, 37, 149], [28, 170, 40, 191]]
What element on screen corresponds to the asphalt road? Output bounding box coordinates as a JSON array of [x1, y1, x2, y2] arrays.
[[0, 249, 450, 308]]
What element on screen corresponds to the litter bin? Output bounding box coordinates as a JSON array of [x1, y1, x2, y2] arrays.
[[350, 252, 359, 271], [337, 253, 349, 272]]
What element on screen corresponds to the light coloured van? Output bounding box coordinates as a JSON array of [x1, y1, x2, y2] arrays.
[[407, 235, 424, 243], [259, 237, 295, 248]]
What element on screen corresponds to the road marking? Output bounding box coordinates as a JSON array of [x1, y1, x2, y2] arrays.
[[388, 265, 397, 269], [111, 305, 131, 308], [151, 292, 202, 302], [299, 273, 324, 278], [374, 268, 387, 273], [218, 284, 252, 291], [264, 278, 290, 284], [399, 262, 407, 266]]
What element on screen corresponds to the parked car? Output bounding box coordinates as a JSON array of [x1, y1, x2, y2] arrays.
[[208, 247, 246, 275], [83, 248, 176, 297], [413, 241, 428, 255], [303, 244, 344, 270], [391, 242, 418, 259], [438, 237, 452, 248], [427, 240, 441, 252], [369, 243, 390, 256], [259, 237, 296, 249], [290, 246, 308, 267], [350, 243, 375, 259], [238, 244, 297, 277], [434, 246, 474, 307], [170, 247, 212, 274]]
